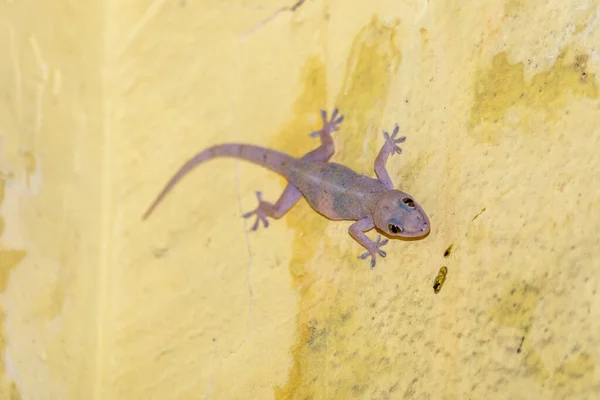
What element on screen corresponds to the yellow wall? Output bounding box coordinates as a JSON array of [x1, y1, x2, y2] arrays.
[[1, 0, 599, 398]]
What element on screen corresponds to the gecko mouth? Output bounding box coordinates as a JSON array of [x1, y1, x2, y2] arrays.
[[406, 221, 430, 237]]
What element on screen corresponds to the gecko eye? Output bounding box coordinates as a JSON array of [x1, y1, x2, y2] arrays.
[[401, 198, 415, 208], [388, 224, 403, 234]]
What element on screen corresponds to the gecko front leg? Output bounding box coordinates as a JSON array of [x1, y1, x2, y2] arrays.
[[305, 108, 344, 162], [349, 217, 389, 269], [374, 124, 406, 189]]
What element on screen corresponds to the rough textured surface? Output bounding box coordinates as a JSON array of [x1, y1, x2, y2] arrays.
[[0, 0, 599, 398]]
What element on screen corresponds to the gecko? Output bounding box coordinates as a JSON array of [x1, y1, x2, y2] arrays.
[[142, 108, 430, 268]]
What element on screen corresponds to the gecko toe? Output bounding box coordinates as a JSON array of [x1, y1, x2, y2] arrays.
[[320, 109, 327, 122], [383, 128, 406, 156], [358, 236, 388, 268], [331, 108, 338, 120], [243, 191, 272, 231], [311, 108, 344, 138], [244, 212, 269, 231], [375, 236, 388, 246]]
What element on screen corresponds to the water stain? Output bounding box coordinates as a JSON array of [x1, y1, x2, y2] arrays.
[[0, 178, 26, 399], [523, 350, 595, 395], [274, 16, 403, 399], [0, 381, 21, 400], [469, 48, 598, 143], [503, 0, 522, 18], [492, 280, 595, 395], [491, 281, 540, 333], [22, 151, 36, 185]]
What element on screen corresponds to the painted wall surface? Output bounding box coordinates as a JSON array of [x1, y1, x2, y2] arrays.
[[0, 0, 599, 399]]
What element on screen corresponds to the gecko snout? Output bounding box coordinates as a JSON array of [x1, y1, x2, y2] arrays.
[[403, 209, 430, 237]]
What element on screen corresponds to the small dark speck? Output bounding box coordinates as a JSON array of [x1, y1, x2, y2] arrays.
[[212, 338, 216, 342], [153, 247, 168, 258], [510, 288, 516, 295], [472, 207, 487, 221], [443, 244, 453, 258], [290, 0, 306, 11], [517, 336, 525, 353]]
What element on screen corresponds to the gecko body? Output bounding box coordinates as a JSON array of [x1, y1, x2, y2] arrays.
[[143, 109, 430, 268]]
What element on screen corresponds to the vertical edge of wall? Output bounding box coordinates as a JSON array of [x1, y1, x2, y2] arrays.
[[0, 0, 106, 398]]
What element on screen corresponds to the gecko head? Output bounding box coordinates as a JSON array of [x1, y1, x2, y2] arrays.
[[373, 190, 430, 239]]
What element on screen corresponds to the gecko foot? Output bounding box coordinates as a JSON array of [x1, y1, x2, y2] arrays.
[[358, 235, 389, 269], [383, 125, 406, 155], [309, 108, 344, 138], [242, 191, 270, 231]]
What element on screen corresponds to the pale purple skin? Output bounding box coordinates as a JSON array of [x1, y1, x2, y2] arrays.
[[142, 108, 430, 269]]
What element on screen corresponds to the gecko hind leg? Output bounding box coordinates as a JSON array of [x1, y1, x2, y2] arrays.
[[305, 108, 344, 162], [243, 185, 303, 231], [243, 108, 342, 231]]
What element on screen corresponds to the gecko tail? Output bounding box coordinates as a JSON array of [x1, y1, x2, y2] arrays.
[[141, 143, 296, 220]]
